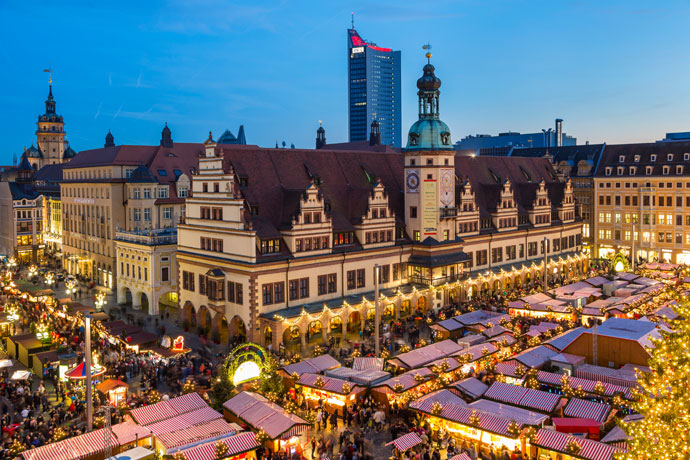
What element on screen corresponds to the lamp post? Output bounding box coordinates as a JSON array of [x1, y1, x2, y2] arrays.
[[95, 291, 107, 311], [85, 315, 93, 431], [45, 272, 54, 286], [28, 265, 37, 279], [66, 277, 77, 296], [374, 264, 380, 356], [543, 236, 548, 293]]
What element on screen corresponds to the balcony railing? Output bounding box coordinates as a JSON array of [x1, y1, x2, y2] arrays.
[[440, 207, 458, 219], [115, 228, 177, 245], [409, 272, 469, 287]]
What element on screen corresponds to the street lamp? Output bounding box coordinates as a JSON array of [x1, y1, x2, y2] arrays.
[[35, 323, 50, 343], [95, 291, 107, 311], [65, 277, 78, 295], [28, 265, 37, 279], [45, 272, 54, 286], [7, 258, 16, 269]]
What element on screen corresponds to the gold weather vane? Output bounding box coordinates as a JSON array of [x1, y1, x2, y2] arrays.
[[422, 43, 432, 62], [43, 67, 52, 85]]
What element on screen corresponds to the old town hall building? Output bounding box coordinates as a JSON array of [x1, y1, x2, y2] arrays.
[[176, 57, 587, 351]]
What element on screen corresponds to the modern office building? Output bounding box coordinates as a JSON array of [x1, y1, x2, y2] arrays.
[[177, 58, 585, 351], [347, 27, 401, 147], [456, 119, 577, 156]]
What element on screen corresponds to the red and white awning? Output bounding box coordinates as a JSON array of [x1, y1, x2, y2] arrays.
[[564, 398, 611, 422], [178, 432, 259, 460], [386, 432, 422, 452], [533, 428, 624, 460], [130, 400, 178, 425], [448, 454, 472, 460], [167, 392, 209, 413]]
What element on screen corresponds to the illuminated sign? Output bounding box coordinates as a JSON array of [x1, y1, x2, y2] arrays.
[[233, 361, 261, 386], [352, 46, 364, 54], [172, 335, 185, 351]]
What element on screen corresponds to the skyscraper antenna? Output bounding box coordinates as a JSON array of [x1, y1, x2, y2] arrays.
[[351, 12, 354, 29]]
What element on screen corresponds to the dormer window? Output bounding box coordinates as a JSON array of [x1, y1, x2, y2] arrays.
[[677, 165, 684, 175], [617, 167, 624, 176], [668, 154, 674, 161], [630, 166, 637, 175], [634, 155, 640, 162], [646, 166, 653, 175], [651, 154, 657, 161], [619, 155, 625, 163], [663, 165, 670, 175], [605, 167, 612, 176]]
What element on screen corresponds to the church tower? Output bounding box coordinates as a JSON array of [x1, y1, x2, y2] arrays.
[[36, 77, 66, 168], [404, 50, 456, 243]]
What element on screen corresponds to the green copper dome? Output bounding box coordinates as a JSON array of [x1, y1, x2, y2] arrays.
[[405, 61, 454, 151]]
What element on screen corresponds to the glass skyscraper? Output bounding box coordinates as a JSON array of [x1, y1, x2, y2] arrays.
[[348, 28, 401, 147]]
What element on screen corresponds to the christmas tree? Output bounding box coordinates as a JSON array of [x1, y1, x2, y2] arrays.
[[214, 440, 229, 459], [257, 355, 284, 397], [617, 299, 690, 460], [209, 371, 235, 411]]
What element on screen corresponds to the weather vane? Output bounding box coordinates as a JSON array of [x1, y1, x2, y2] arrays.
[[43, 66, 52, 85], [422, 43, 432, 63]]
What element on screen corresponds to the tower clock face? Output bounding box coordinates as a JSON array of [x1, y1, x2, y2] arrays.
[[440, 169, 453, 205], [406, 170, 420, 192]]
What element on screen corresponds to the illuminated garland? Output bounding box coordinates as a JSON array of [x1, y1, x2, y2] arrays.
[[430, 401, 443, 415], [507, 420, 521, 438], [565, 437, 582, 455]]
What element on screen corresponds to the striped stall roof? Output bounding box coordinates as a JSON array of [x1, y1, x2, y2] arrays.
[[426, 357, 461, 373], [373, 367, 434, 394], [452, 342, 498, 362], [564, 398, 612, 422], [533, 428, 624, 460], [157, 418, 236, 450], [178, 432, 259, 460], [469, 399, 550, 426], [409, 389, 467, 412], [385, 432, 422, 452], [130, 400, 178, 425], [450, 377, 489, 400], [297, 373, 363, 395], [576, 364, 640, 388], [411, 401, 523, 438], [448, 455, 472, 460], [147, 418, 193, 436], [280, 424, 310, 439], [485, 382, 561, 413], [484, 382, 528, 403], [518, 388, 561, 413], [177, 406, 224, 426], [69, 428, 118, 458], [111, 422, 153, 445], [352, 357, 384, 371], [388, 339, 463, 369], [21, 439, 79, 460], [167, 392, 209, 414], [223, 391, 309, 440], [282, 354, 341, 376], [531, 370, 632, 399]]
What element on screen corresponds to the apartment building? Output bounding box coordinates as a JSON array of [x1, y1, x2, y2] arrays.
[[593, 141, 690, 264]]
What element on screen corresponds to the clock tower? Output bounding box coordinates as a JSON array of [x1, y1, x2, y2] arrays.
[[404, 51, 456, 243]]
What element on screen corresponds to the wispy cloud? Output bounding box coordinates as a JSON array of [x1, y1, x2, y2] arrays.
[[94, 101, 102, 119], [113, 104, 123, 119], [147, 0, 288, 35]]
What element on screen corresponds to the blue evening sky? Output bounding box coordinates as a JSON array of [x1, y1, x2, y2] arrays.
[[1, 0, 689, 162]]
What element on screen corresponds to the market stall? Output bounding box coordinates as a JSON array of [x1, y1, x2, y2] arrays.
[[528, 428, 625, 460], [294, 372, 364, 413], [409, 390, 527, 453], [223, 391, 310, 458], [386, 432, 422, 457], [97, 378, 129, 406], [176, 432, 259, 460], [387, 339, 463, 370], [371, 367, 437, 409]]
